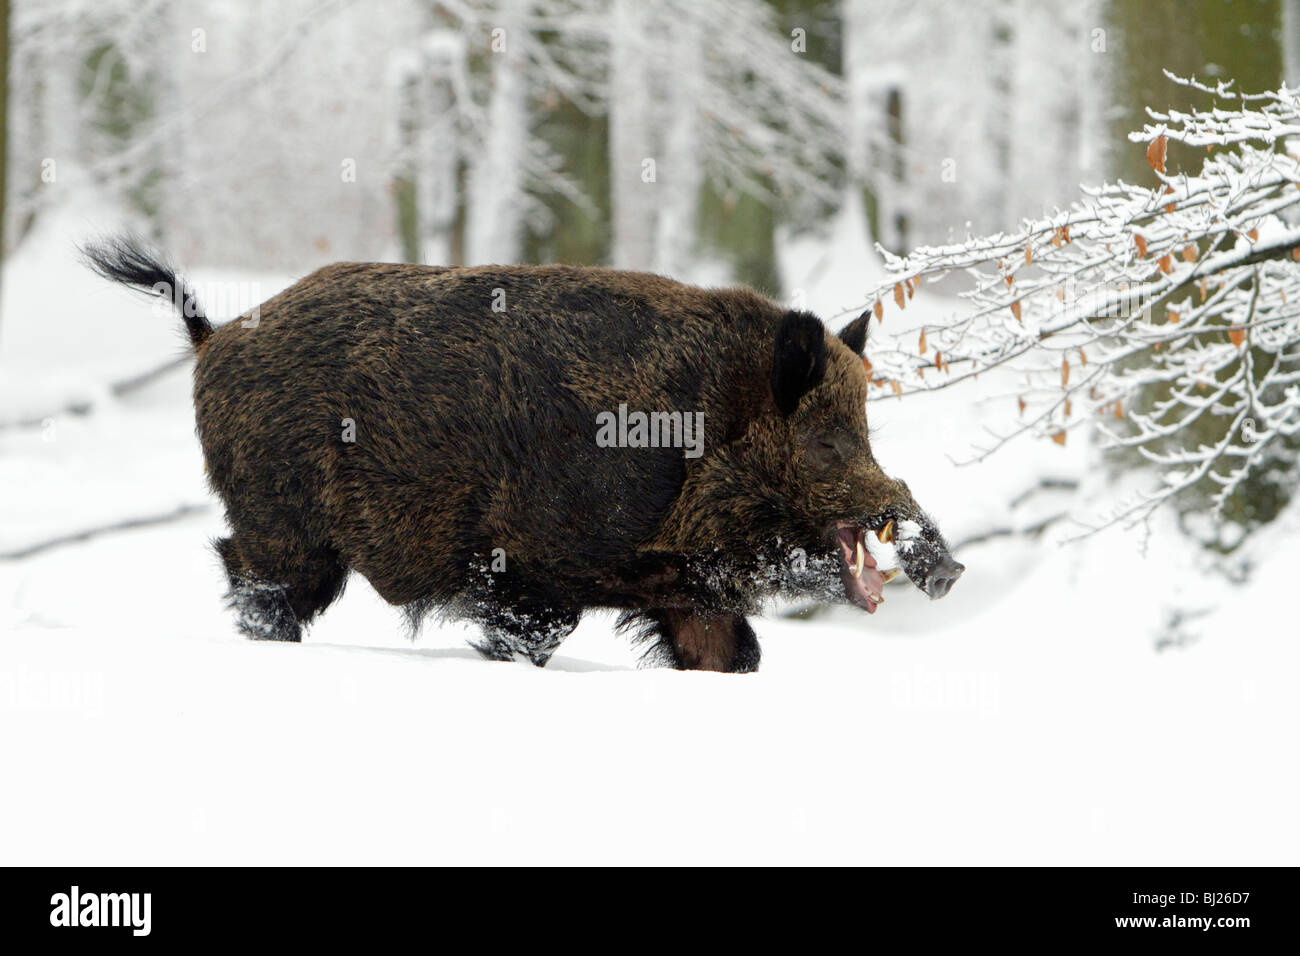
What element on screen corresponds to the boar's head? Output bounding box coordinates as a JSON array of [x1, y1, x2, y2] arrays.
[[654, 308, 963, 614]]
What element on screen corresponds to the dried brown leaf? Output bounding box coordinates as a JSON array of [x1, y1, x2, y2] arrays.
[[1146, 135, 1167, 174]]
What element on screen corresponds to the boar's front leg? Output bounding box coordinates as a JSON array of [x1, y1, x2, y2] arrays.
[[470, 603, 581, 668], [629, 609, 761, 673]]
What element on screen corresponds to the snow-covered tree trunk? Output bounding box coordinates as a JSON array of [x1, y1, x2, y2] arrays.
[[465, 0, 529, 266], [607, 0, 656, 270], [984, 0, 1016, 227], [844, 0, 910, 253], [1284, 0, 1300, 88], [153, 4, 189, 255], [415, 32, 464, 266], [1074, 0, 1111, 186], [0, 0, 8, 276], [41, 33, 83, 193], [652, 5, 702, 278], [842, 0, 872, 188], [1006, 0, 1093, 222]]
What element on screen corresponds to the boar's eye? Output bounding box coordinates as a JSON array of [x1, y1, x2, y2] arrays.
[[805, 434, 845, 468]]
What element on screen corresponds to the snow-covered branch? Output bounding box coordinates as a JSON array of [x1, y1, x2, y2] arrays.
[[859, 74, 1300, 534]]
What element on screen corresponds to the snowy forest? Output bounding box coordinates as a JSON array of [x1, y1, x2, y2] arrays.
[[2, 1, 1299, 865], [3, 1, 1292, 278]]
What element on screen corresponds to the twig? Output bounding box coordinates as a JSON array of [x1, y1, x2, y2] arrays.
[[0, 503, 210, 561]]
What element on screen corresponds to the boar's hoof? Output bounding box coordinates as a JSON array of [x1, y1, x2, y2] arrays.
[[623, 609, 760, 673], [229, 580, 302, 642], [924, 556, 965, 599], [471, 635, 552, 667], [470, 605, 580, 667]]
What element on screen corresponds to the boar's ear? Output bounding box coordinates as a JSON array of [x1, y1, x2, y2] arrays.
[[838, 310, 870, 356], [771, 310, 828, 416]]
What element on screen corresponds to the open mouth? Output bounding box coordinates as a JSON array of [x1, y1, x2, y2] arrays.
[[834, 521, 897, 614]]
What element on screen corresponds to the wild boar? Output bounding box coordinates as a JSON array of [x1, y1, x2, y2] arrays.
[[84, 236, 963, 672]]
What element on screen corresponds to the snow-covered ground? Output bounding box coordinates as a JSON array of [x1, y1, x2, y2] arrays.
[[2, 208, 1297, 865]]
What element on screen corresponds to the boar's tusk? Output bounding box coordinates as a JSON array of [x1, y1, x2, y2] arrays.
[[878, 519, 895, 544], [880, 568, 901, 584], [853, 538, 865, 578]]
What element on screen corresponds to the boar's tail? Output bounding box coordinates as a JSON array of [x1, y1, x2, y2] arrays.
[[81, 234, 213, 350]]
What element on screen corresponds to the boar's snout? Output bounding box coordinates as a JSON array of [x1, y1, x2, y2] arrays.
[[884, 509, 964, 601], [923, 555, 964, 599]]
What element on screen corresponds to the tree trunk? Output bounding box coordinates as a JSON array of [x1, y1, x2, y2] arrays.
[[1284, 0, 1300, 87], [652, 7, 701, 278], [985, 0, 1015, 228], [608, 0, 656, 269], [416, 32, 464, 266], [843, 0, 907, 252], [466, 0, 528, 265], [1075, 0, 1111, 184], [0, 0, 8, 334]]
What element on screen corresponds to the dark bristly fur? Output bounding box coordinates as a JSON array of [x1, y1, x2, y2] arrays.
[[85, 236, 962, 672]]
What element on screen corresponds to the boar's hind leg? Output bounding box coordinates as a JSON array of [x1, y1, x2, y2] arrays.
[[216, 535, 348, 643], [470, 604, 581, 668], [627, 610, 761, 673]]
